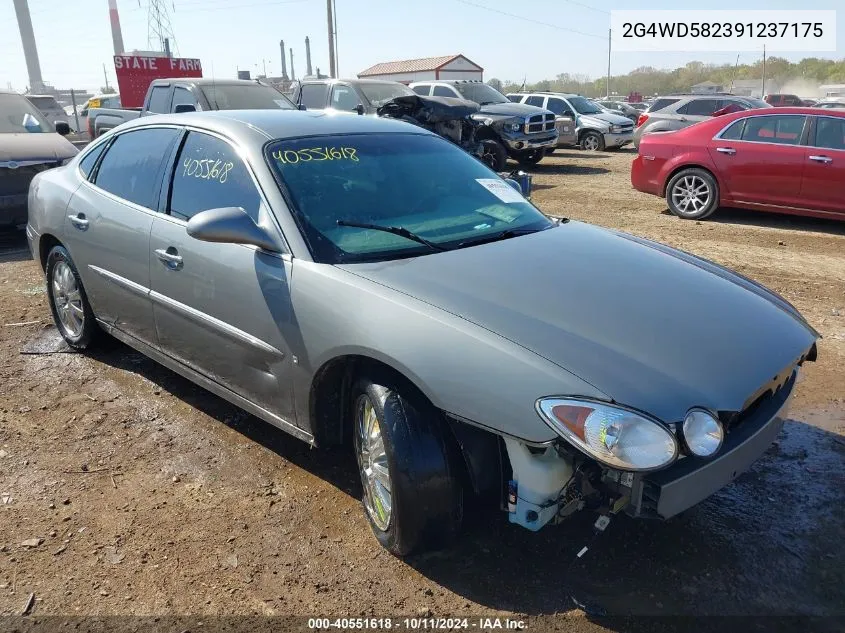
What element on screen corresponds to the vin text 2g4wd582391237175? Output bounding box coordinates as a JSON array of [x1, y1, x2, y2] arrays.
[[28, 109, 818, 555]]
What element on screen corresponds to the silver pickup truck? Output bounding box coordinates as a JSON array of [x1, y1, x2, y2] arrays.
[[86, 78, 297, 138]]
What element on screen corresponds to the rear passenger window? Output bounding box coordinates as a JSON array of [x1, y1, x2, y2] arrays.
[[741, 116, 806, 145], [525, 96, 545, 107], [147, 86, 170, 113], [299, 84, 328, 109], [169, 131, 261, 222], [507, 95, 522, 103], [78, 141, 107, 179], [677, 99, 720, 116], [433, 86, 457, 98], [94, 128, 179, 208], [412, 85, 430, 96], [647, 98, 680, 113], [719, 119, 746, 140], [814, 117, 845, 150]]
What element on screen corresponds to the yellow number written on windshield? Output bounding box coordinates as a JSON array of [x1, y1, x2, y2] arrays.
[[272, 147, 359, 164]]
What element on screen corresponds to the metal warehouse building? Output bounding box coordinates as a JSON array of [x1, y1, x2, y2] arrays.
[[358, 54, 483, 84]]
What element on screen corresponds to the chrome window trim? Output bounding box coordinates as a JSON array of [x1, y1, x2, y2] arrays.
[[712, 113, 809, 145]]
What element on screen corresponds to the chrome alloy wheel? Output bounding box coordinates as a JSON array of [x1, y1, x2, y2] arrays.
[[355, 395, 392, 531], [52, 261, 84, 339], [671, 175, 712, 216], [583, 135, 600, 151]]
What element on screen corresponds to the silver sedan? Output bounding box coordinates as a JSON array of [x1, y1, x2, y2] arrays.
[[27, 110, 818, 556]]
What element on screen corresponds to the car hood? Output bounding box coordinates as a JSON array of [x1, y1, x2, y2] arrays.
[[339, 222, 818, 423], [477, 102, 549, 118], [579, 111, 632, 126], [0, 133, 78, 163]]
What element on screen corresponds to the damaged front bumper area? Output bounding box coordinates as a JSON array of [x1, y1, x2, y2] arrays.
[[503, 368, 798, 531]]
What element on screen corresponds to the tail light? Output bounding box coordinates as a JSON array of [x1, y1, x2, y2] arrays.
[[636, 113, 648, 128]]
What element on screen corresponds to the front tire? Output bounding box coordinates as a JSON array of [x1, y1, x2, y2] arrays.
[[352, 377, 463, 556], [665, 168, 719, 220], [479, 139, 508, 171], [580, 130, 605, 152], [45, 245, 99, 349]]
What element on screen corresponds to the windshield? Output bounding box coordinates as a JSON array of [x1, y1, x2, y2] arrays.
[[0, 93, 54, 133], [452, 83, 509, 105], [358, 82, 415, 107], [568, 96, 604, 115], [265, 133, 553, 263], [201, 84, 295, 110]]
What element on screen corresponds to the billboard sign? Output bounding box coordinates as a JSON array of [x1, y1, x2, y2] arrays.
[[113, 55, 203, 108]]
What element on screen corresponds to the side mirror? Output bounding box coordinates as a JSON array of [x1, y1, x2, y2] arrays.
[[54, 121, 71, 136], [298, 103, 307, 111], [174, 104, 196, 114], [186, 206, 280, 252], [355, 104, 365, 115]]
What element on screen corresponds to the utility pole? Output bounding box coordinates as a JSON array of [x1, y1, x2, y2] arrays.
[[326, 0, 336, 78], [606, 28, 611, 99], [102, 63, 110, 91], [761, 44, 767, 97], [332, 0, 339, 76]]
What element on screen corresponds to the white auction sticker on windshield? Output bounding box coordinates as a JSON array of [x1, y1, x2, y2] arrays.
[[476, 178, 525, 204]]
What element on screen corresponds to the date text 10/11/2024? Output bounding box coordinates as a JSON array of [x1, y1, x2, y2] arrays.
[[307, 618, 527, 630]]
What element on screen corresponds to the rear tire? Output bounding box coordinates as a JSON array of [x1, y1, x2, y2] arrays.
[[45, 245, 100, 350], [665, 168, 719, 220], [515, 149, 545, 166], [352, 376, 463, 556]]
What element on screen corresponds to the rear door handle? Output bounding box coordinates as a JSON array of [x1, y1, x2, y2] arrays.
[[716, 147, 736, 155], [67, 213, 89, 230], [808, 155, 832, 164], [154, 248, 183, 268]]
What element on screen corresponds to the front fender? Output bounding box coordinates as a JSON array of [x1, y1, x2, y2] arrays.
[[290, 260, 610, 444]]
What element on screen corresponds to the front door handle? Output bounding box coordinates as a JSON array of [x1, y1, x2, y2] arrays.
[[154, 248, 183, 268], [716, 147, 736, 155], [68, 213, 89, 230], [808, 155, 832, 164]]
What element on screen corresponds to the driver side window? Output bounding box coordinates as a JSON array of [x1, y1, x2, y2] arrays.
[[169, 131, 262, 222]]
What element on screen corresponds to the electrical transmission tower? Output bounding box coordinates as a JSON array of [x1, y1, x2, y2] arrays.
[[146, 0, 178, 56]]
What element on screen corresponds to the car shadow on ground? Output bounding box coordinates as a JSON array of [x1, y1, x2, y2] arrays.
[[0, 228, 31, 264], [58, 339, 845, 620], [527, 164, 611, 176], [662, 207, 845, 236]]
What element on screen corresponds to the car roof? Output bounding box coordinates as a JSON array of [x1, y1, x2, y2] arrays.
[[298, 78, 403, 85], [115, 109, 435, 142], [152, 78, 260, 87], [508, 92, 582, 98]]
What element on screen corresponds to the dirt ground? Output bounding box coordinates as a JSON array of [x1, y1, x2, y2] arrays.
[[1, 149, 844, 633]]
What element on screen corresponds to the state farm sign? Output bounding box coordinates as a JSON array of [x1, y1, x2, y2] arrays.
[[113, 55, 203, 108]]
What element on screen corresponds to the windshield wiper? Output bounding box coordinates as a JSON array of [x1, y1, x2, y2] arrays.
[[336, 220, 447, 252], [456, 225, 552, 249]]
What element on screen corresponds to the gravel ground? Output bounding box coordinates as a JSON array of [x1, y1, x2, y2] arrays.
[[1, 148, 843, 633]]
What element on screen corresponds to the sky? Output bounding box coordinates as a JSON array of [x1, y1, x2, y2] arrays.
[[0, 0, 842, 93]]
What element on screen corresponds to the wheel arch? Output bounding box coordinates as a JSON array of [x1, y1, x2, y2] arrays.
[[660, 162, 721, 198], [38, 233, 63, 272], [309, 353, 502, 499]]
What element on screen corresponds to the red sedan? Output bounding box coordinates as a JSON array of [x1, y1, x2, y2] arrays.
[[631, 107, 845, 221]]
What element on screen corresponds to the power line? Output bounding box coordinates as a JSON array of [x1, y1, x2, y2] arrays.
[[559, 0, 609, 16], [454, 0, 605, 40]]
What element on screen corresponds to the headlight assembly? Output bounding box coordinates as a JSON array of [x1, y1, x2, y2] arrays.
[[536, 398, 678, 471], [682, 408, 724, 457], [506, 122, 522, 132]]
